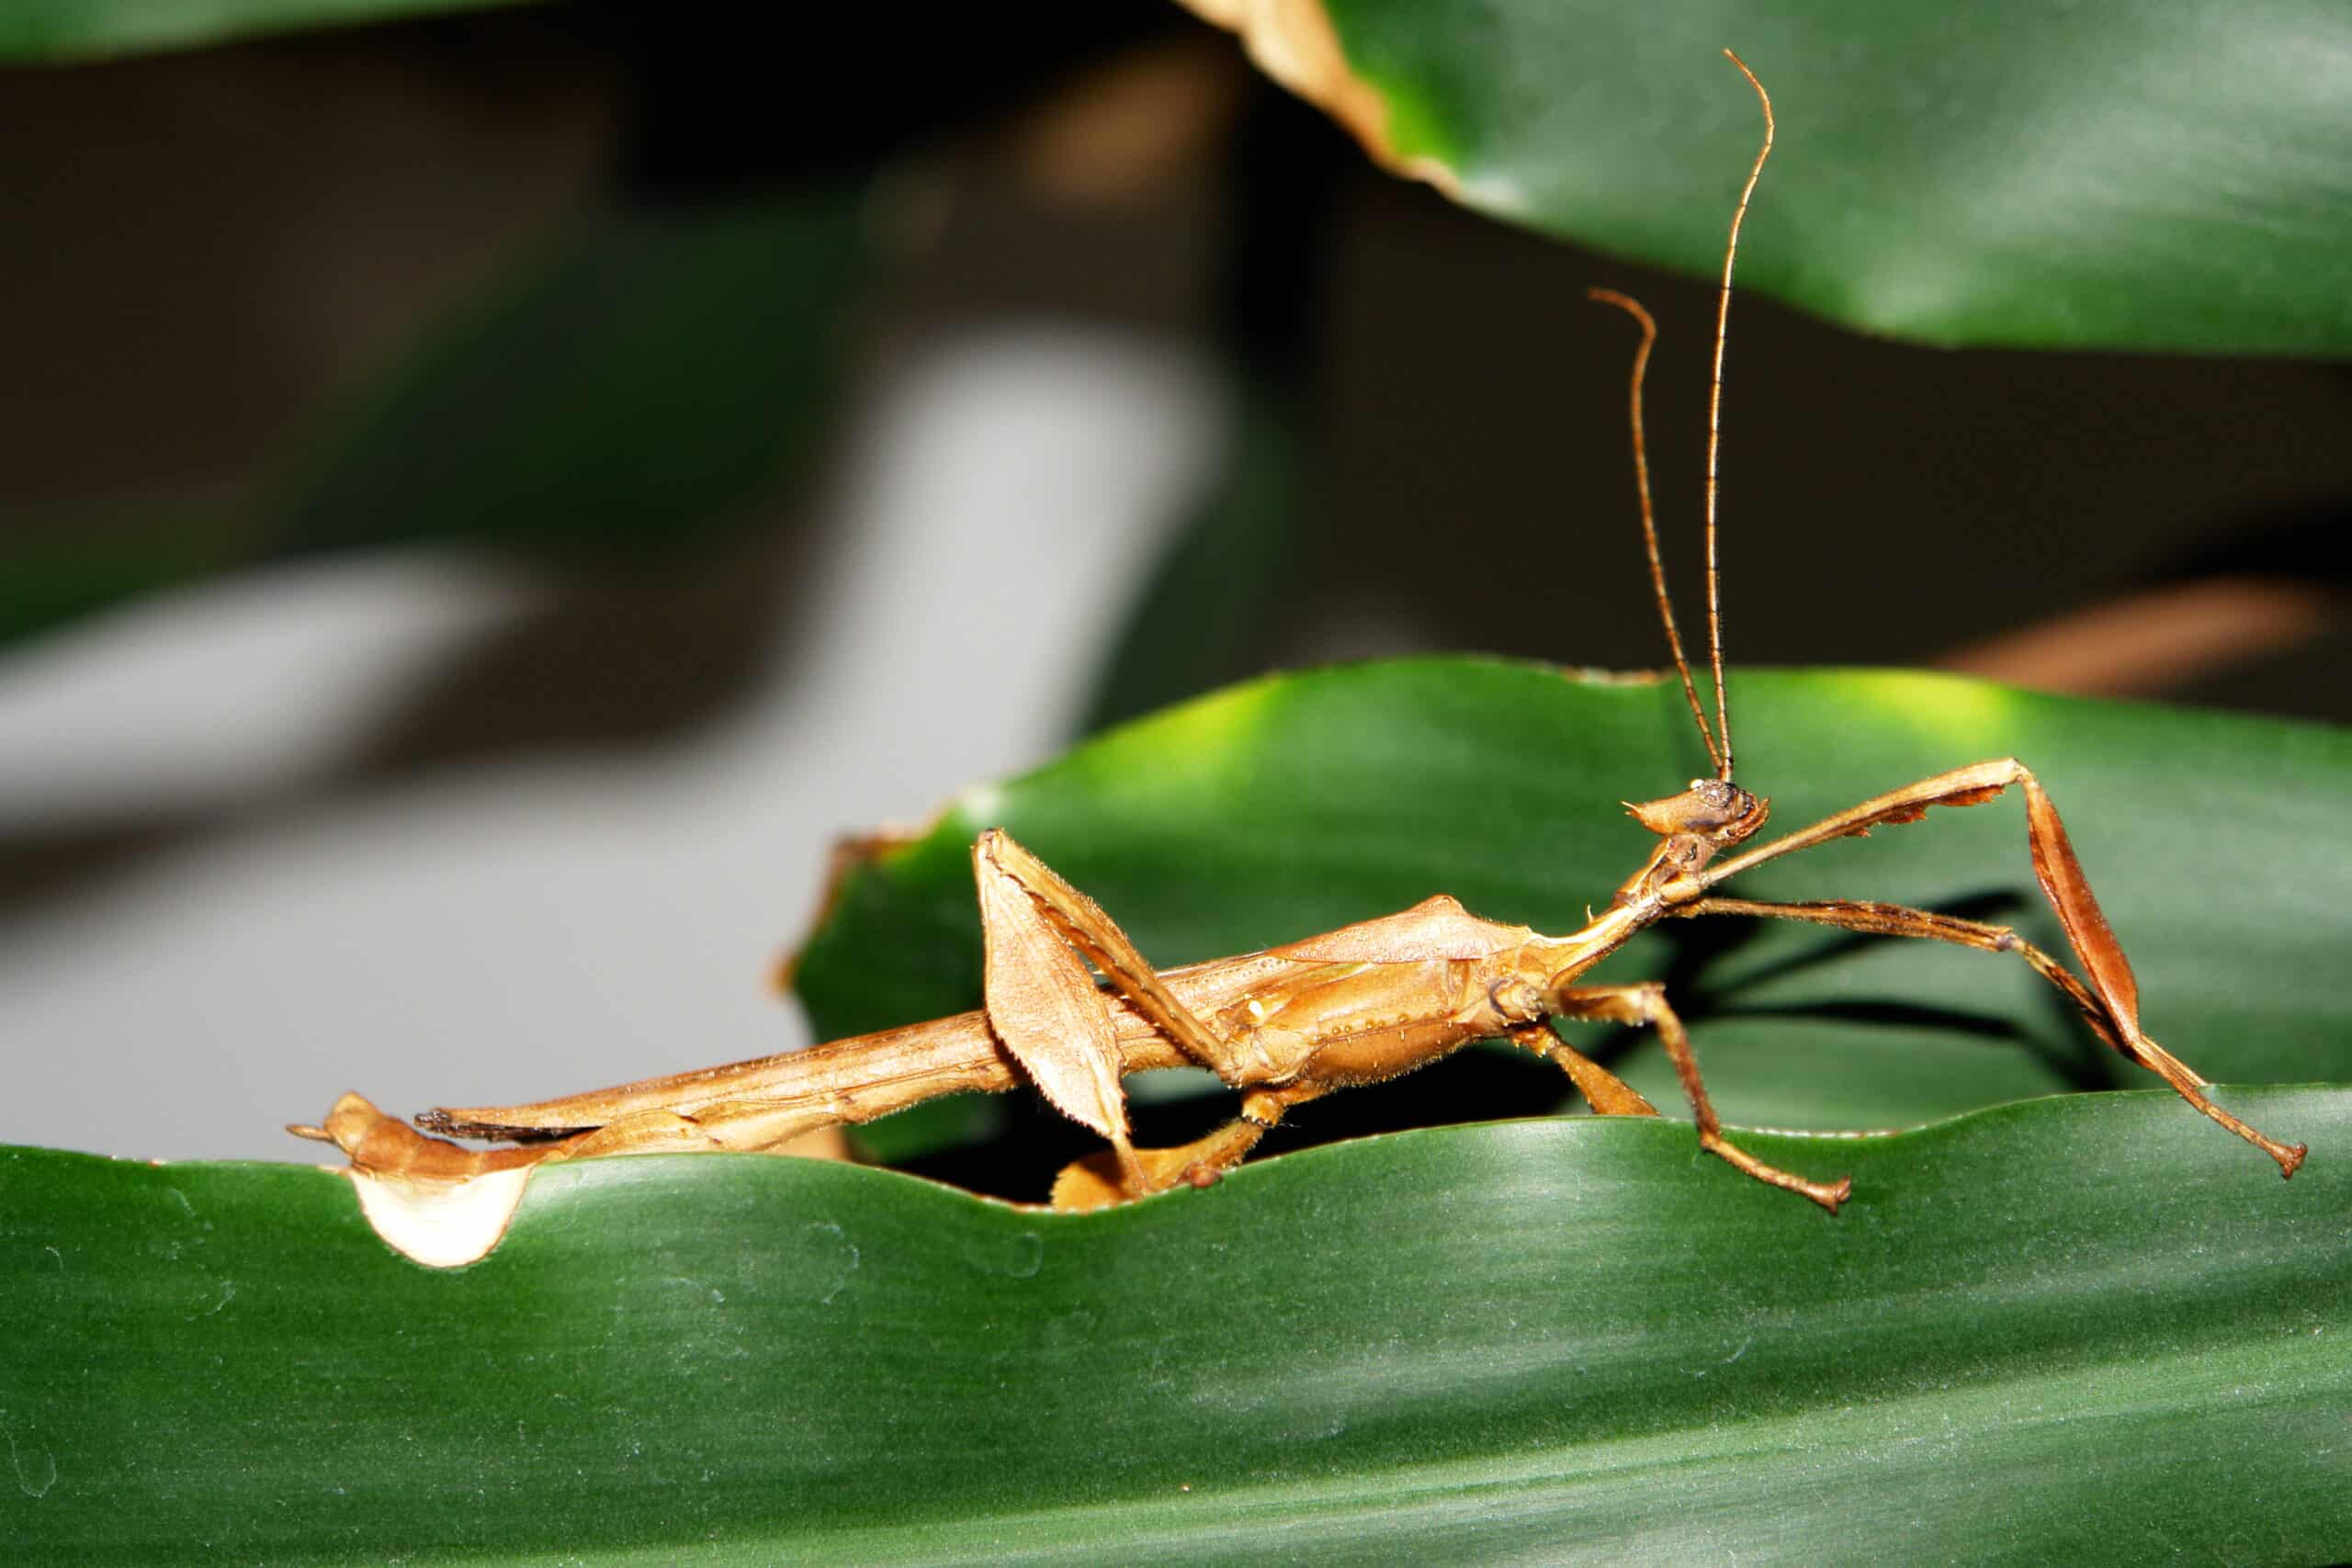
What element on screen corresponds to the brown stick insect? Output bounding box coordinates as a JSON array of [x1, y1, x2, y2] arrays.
[[295, 52, 2304, 1235]]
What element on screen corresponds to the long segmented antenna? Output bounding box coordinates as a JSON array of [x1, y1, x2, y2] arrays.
[[1707, 48, 1775, 782], [1588, 287, 1723, 775]]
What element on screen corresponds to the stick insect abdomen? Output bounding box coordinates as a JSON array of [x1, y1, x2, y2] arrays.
[[414, 947, 1366, 1145]]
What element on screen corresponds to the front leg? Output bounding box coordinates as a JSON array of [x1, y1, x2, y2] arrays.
[[1671, 895, 2305, 1176], [1678, 760, 2305, 1179]]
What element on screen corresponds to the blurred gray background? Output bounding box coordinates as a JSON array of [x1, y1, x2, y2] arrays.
[[4, 7, 2346, 1160]]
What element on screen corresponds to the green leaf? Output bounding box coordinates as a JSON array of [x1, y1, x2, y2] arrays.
[[4, 1089, 2346, 1562], [797, 661, 2347, 1157], [1198, 0, 2352, 352], [0, 0, 537, 62]]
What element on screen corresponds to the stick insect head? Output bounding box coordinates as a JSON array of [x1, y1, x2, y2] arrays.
[[1625, 776, 1770, 851], [1610, 775, 1769, 910]]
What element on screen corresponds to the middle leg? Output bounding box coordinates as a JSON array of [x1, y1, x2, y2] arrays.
[[1505, 1021, 1658, 1117], [1552, 983, 1852, 1211]]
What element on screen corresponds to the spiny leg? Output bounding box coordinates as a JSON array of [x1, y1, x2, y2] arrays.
[[1680, 757, 2304, 1178], [1690, 760, 2140, 1042], [1673, 895, 2306, 1177], [1504, 1021, 1658, 1117], [975, 831, 1147, 1191], [977, 829, 1270, 1080], [977, 828, 1269, 1200], [1552, 984, 1850, 1212]]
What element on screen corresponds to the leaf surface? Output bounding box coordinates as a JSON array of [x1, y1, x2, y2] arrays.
[[1191, 0, 2352, 350], [3, 1090, 2346, 1562]]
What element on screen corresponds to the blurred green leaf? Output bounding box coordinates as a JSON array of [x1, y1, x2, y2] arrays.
[[797, 660, 2349, 1156], [1198, 0, 2352, 351], [0, 522, 233, 648], [4, 1089, 2346, 1562], [0, 0, 537, 61]]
